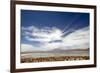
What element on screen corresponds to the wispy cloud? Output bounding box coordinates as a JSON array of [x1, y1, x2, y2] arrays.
[[62, 27, 89, 49], [21, 44, 35, 52], [22, 26, 63, 43], [21, 25, 89, 52]]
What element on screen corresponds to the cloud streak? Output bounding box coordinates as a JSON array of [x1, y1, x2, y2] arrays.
[[21, 25, 89, 52]]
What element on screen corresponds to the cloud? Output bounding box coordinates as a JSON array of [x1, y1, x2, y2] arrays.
[[62, 27, 89, 49], [25, 36, 51, 42], [21, 44, 35, 52], [22, 26, 63, 43], [41, 42, 62, 50], [41, 26, 89, 50], [21, 26, 89, 52], [21, 44, 47, 52]]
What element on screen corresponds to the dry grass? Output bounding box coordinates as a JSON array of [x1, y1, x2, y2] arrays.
[[21, 56, 89, 63]]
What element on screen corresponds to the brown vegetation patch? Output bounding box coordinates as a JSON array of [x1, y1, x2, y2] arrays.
[[21, 56, 89, 63]]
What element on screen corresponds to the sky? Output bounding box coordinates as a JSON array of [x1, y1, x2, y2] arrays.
[[21, 10, 90, 52]]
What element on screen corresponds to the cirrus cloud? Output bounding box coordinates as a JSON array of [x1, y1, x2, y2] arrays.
[[21, 25, 89, 52]]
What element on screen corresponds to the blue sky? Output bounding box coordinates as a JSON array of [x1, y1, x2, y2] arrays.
[[21, 10, 89, 30], [21, 10, 90, 52]]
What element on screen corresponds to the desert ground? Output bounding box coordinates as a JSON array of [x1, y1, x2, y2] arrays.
[[21, 56, 89, 63]]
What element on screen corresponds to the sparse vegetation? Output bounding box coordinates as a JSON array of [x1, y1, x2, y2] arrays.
[[21, 56, 89, 63]]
